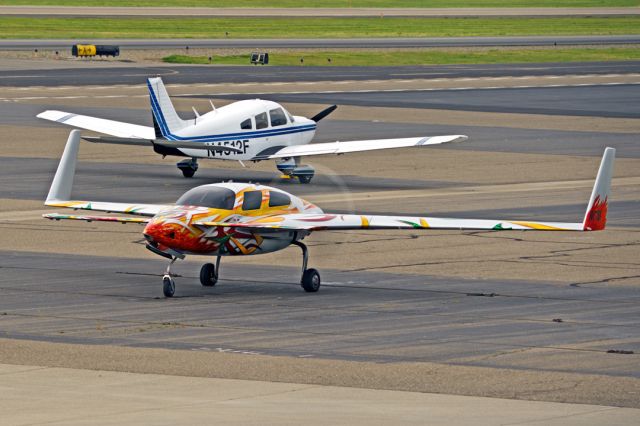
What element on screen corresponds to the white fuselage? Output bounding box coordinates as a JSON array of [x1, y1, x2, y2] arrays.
[[166, 99, 316, 161]]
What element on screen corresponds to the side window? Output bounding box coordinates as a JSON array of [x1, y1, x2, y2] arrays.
[[269, 108, 287, 127], [240, 118, 252, 130], [255, 112, 268, 129], [286, 110, 295, 123], [268, 191, 290, 207], [242, 191, 263, 210]]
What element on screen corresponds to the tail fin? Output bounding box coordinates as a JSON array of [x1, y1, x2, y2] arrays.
[[147, 77, 188, 139], [582, 147, 615, 231], [46, 129, 80, 203]]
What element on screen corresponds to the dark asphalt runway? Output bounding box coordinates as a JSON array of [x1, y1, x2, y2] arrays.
[[1, 61, 639, 87], [2, 35, 639, 51], [188, 84, 640, 119], [1, 250, 638, 376]]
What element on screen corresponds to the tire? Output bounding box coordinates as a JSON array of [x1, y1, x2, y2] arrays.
[[163, 275, 175, 297], [200, 263, 217, 287], [297, 175, 312, 184], [181, 168, 195, 178], [301, 268, 321, 293]]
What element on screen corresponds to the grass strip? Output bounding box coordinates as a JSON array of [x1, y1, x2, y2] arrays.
[[1, 16, 639, 39], [0, 1, 638, 8], [163, 48, 640, 66]]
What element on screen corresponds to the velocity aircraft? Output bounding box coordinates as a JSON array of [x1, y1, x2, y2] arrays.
[[37, 77, 467, 183], [44, 130, 614, 297]]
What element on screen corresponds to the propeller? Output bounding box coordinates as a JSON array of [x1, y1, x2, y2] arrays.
[[310, 105, 337, 123]]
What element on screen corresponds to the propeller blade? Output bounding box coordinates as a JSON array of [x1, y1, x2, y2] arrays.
[[310, 105, 337, 123]]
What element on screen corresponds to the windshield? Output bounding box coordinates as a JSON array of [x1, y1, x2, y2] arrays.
[[176, 186, 235, 210]]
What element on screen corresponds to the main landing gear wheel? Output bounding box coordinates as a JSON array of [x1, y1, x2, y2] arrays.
[[177, 158, 198, 178], [297, 175, 312, 184], [162, 275, 175, 297], [292, 240, 321, 293], [200, 263, 218, 287], [301, 268, 321, 292]]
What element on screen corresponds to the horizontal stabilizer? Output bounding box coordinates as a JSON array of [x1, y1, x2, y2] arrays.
[[82, 136, 243, 152], [37, 110, 155, 139], [83, 136, 153, 146]]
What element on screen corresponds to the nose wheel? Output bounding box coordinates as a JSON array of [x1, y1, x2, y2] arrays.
[[292, 240, 321, 292], [162, 275, 175, 297], [161, 257, 178, 297]]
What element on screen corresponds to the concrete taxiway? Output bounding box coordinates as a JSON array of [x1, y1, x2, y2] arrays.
[[0, 59, 639, 422]]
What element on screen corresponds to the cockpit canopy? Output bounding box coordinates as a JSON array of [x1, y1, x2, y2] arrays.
[[176, 186, 236, 210], [175, 184, 293, 211], [239, 106, 295, 130]]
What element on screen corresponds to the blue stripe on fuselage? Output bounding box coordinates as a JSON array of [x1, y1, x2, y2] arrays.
[[147, 79, 316, 144]]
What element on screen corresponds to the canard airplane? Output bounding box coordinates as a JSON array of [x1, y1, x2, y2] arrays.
[[37, 77, 467, 183], [44, 130, 614, 297]]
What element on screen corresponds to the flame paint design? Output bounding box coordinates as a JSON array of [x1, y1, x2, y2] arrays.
[[584, 195, 608, 231], [143, 186, 314, 255]]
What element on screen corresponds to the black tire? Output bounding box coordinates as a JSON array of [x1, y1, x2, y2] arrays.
[[181, 168, 195, 178], [162, 276, 175, 297], [297, 175, 312, 184], [200, 263, 217, 287], [301, 268, 321, 292]]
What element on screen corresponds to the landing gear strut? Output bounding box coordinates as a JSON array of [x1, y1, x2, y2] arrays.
[[200, 256, 221, 287], [177, 158, 198, 178], [162, 257, 177, 297], [292, 240, 321, 292]]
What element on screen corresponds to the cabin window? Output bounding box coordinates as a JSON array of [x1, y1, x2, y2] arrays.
[[286, 110, 295, 123], [255, 112, 268, 129], [270, 108, 287, 127], [176, 186, 235, 210], [240, 118, 252, 130], [242, 191, 263, 210], [268, 191, 290, 207]]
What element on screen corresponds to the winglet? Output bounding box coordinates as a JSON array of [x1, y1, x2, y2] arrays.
[[46, 129, 81, 204], [582, 147, 615, 231]]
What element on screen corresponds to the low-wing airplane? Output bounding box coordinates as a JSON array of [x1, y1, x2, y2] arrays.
[[37, 77, 467, 183], [44, 130, 614, 297]]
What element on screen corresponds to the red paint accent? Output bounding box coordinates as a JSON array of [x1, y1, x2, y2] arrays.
[[584, 195, 608, 231], [297, 214, 337, 222]]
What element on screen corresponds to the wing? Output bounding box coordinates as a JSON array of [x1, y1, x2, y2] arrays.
[[37, 110, 155, 139], [257, 135, 467, 160], [45, 200, 168, 217], [195, 213, 583, 232], [43, 213, 150, 224]]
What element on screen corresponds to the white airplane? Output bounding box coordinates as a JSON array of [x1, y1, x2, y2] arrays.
[[37, 77, 467, 183], [44, 130, 614, 297]]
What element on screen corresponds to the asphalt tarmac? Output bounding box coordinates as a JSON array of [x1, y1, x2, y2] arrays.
[[1, 61, 640, 86], [0, 59, 639, 419]]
